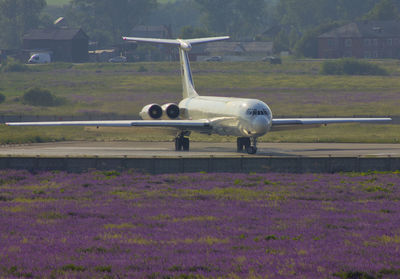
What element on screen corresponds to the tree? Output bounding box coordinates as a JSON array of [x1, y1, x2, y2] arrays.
[[148, 0, 201, 36], [68, 0, 157, 46], [337, 0, 379, 20], [0, 0, 46, 49], [276, 0, 379, 30], [180, 26, 213, 39], [363, 0, 400, 20], [194, 0, 267, 39], [293, 22, 343, 58], [273, 0, 382, 53]]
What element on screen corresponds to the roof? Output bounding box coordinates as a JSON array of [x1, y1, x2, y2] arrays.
[[23, 28, 88, 41], [205, 42, 273, 53], [319, 21, 400, 39]]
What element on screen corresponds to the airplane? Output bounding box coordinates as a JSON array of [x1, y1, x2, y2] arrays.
[[6, 36, 392, 154]]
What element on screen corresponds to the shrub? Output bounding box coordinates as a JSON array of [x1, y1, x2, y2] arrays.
[[321, 58, 388, 76], [0, 93, 5, 104], [61, 264, 86, 272], [95, 265, 112, 273], [22, 87, 65, 107], [2, 61, 30, 73], [138, 65, 148, 72], [333, 271, 375, 279]]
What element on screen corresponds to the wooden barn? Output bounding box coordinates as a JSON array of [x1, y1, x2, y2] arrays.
[[23, 28, 89, 62]]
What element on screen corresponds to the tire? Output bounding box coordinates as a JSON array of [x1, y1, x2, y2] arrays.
[[237, 138, 251, 152], [175, 138, 183, 151], [237, 139, 244, 152], [246, 146, 257, 154], [243, 138, 251, 149], [182, 137, 190, 151]]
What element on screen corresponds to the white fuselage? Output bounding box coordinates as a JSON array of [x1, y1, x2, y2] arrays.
[[179, 96, 272, 137]]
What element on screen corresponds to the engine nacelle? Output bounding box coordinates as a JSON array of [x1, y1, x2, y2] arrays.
[[139, 104, 163, 120], [162, 103, 180, 119]]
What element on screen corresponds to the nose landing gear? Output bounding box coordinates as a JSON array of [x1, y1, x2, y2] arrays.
[[237, 137, 258, 154]]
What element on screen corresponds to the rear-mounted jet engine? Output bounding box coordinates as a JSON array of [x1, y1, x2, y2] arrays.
[[140, 104, 163, 120], [162, 103, 180, 119]]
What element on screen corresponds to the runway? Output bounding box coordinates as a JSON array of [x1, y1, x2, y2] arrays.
[[0, 141, 399, 158]]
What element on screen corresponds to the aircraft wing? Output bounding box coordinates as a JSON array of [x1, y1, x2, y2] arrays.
[[6, 120, 212, 131], [271, 118, 392, 131]]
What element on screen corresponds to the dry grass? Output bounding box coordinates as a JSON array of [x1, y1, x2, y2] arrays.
[[0, 60, 398, 144]]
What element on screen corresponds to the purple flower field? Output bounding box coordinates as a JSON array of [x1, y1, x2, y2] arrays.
[[0, 170, 400, 279]]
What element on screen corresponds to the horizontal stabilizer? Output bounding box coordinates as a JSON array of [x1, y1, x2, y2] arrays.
[[123, 36, 230, 46]]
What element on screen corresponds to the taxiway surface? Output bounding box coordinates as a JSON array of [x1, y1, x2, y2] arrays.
[[0, 141, 399, 158]]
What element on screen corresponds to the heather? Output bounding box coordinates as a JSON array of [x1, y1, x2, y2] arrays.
[[0, 170, 400, 278]]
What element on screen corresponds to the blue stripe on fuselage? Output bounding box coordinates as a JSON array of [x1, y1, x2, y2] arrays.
[[184, 51, 194, 86]]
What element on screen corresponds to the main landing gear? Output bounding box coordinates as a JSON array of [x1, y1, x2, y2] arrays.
[[174, 134, 258, 154], [237, 137, 258, 154], [175, 132, 190, 151]]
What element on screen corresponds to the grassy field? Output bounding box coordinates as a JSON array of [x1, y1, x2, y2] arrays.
[[2, 124, 399, 145], [46, 0, 69, 6], [0, 60, 399, 144], [1, 60, 399, 117]]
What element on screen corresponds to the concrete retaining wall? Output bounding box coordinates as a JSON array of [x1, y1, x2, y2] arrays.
[[0, 156, 399, 173]]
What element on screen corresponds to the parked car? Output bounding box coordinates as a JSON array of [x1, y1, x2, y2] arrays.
[[262, 56, 282, 64], [206, 56, 222, 62], [108, 56, 127, 63], [28, 53, 51, 64]]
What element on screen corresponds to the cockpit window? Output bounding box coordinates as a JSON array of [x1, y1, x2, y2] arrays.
[[247, 108, 269, 117]]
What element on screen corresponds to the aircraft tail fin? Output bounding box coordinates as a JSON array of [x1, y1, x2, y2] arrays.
[[123, 36, 230, 99]]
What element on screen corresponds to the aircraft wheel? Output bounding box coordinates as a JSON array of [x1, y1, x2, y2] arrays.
[[182, 137, 190, 151], [243, 138, 251, 149], [175, 137, 183, 151], [246, 146, 257, 155], [237, 138, 244, 152], [237, 137, 250, 153]]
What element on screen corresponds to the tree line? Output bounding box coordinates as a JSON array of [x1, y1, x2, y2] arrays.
[[1, 0, 399, 57]]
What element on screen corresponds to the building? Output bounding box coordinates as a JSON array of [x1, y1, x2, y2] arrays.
[[193, 41, 273, 62], [23, 28, 89, 62], [205, 41, 273, 56], [318, 21, 400, 59]]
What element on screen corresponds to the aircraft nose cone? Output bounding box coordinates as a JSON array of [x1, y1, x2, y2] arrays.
[[252, 116, 270, 135]]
